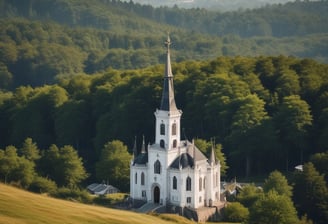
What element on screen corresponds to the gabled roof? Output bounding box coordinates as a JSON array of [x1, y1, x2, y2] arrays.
[[170, 153, 194, 169], [169, 141, 207, 169]]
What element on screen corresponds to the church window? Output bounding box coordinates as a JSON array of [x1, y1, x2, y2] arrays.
[[154, 160, 161, 174], [173, 176, 177, 190], [142, 190, 146, 198], [172, 123, 176, 135], [186, 177, 191, 191], [187, 197, 191, 203], [203, 177, 206, 189], [160, 123, 165, 135], [135, 173, 137, 184], [141, 172, 145, 186], [199, 177, 202, 191], [160, 140, 165, 148], [173, 139, 177, 148]]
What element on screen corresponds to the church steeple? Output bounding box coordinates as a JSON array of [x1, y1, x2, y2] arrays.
[[160, 34, 178, 112]]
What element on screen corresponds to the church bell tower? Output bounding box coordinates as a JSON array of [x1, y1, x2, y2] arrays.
[[154, 35, 182, 155]]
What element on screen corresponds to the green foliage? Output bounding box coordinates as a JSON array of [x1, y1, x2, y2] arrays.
[[28, 176, 57, 194], [194, 138, 228, 176], [223, 202, 249, 223], [273, 95, 313, 169], [96, 140, 131, 192], [50, 187, 92, 204], [0, 145, 36, 188], [249, 190, 299, 224], [0, 1, 327, 90], [0, 55, 327, 180], [18, 137, 40, 161], [38, 144, 88, 188], [293, 162, 328, 224], [263, 170, 292, 198], [236, 184, 264, 208], [92, 193, 127, 207], [310, 151, 328, 178]]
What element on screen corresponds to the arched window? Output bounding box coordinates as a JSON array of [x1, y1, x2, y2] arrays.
[[173, 139, 177, 148], [203, 177, 206, 189], [141, 172, 145, 186], [199, 177, 202, 191], [135, 172, 137, 184], [186, 177, 191, 191], [160, 123, 165, 135], [154, 160, 161, 174], [172, 123, 176, 135], [173, 176, 177, 190], [160, 139, 165, 148]]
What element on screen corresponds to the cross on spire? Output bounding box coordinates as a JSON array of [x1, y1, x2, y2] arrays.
[[165, 34, 171, 52]]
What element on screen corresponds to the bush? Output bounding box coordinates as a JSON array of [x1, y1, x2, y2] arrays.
[[28, 176, 57, 194], [224, 202, 249, 223], [51, 187, 92, 203]]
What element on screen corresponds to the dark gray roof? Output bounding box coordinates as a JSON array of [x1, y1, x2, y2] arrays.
[[133, 152, 148, 165], [170, 153, 194, 169], [160, 35, 178, 112]]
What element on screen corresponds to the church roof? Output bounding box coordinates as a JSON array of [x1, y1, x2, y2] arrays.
[[133, 152, 148, 165], [170, 141, 207, 169], [170, 153, 194, 169], [160, 35, 178, 112]]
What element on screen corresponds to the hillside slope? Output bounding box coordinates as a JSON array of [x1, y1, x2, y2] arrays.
[[0, 183, 192, 224]]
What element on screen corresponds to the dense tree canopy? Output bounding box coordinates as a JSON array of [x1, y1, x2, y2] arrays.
[[0, 1, 327, 89], [0, 56, 327, 179]]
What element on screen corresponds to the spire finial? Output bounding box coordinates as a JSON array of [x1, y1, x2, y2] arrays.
[[210, 142, 216, 166], [132, 136, 137, 158], [141, 135, 146, 153]]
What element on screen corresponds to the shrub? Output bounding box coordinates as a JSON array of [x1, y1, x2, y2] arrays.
[[28, 176, 57, 194], [224, 202, 249, 223], [51, 187, 92, 203]]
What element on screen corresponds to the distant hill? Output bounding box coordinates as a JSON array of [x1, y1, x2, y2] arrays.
[[0, 0, 327, 89], [0, 183, 193, 224], [127, 0, 304, 11]]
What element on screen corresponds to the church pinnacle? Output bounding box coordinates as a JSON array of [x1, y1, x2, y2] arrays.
[[160, 34, 178, 112]]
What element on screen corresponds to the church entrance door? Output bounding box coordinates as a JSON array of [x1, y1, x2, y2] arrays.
[[154, 186, 160, 204]]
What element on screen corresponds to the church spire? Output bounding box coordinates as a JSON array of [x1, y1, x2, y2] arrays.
[[160, 34, 178, 111], [141, 135, 146, 154], [209, 141, 216, 166], [132, 136, 137, 159]]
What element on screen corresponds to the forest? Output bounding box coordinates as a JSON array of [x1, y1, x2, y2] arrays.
[[0, 0, 328, 90], [0, 55, 327, 223], [0, 0, 327, 223]]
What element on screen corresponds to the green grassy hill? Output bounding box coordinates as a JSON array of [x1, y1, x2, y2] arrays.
[[0, 183, 195, 224]]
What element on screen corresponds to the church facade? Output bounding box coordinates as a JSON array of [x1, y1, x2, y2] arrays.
[[130, 36, 221, 210]]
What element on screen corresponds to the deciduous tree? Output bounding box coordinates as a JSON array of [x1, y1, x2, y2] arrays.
[[96, 140, 131, 192]]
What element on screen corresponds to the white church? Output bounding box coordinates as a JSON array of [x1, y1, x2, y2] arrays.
[[129, 36, 221, 214]]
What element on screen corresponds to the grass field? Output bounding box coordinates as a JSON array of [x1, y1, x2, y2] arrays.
[[0, 183, 238, 224], [0, 183, 195, 224]]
